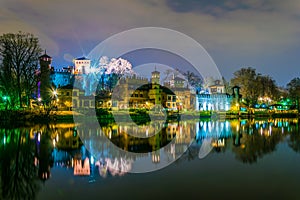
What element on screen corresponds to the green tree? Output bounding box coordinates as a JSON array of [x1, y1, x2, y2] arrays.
[[231, 67, 258, 104], [287, 77, 300, 111], [0, 32, 42, 108], [256, 75, 279, 101], [231, 67, 278, 105]]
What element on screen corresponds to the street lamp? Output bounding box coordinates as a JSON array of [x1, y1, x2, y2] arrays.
[[52, 90, 57, 96]]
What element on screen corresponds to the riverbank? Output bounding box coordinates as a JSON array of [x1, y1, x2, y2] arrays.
[[0, 109, 298, 125]]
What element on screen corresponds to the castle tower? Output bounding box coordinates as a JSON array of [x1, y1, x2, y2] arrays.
[[39, 50, 52, 104], [151, 67, 160, 85], [149, 68, 162, 105], [73, 57, 91, 74]]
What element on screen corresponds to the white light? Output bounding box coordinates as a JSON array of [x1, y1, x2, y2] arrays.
[[91, 156, 94, 165]]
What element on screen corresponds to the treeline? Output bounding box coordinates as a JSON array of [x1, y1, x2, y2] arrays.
[[229, 67, 300, 106]]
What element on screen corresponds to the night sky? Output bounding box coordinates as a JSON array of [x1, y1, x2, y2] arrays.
[[1, 0, 300, 86]]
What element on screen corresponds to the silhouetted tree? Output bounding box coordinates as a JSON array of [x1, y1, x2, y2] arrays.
[[0, 32, 42, 108]]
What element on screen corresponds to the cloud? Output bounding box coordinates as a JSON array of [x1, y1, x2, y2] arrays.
[[0, 0, 299, 85], [0, 6, 59, 56]]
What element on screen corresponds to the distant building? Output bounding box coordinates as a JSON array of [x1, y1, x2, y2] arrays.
[[208, 80, 225, 94], [98, 69, 193, 111], [196, 83, 241, 111], [73, 57, 91, 75], [56, 84, 94, 110], [50, 66, 73, 88]]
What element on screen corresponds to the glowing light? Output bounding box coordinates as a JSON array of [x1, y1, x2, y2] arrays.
[[38, 97, 42, 102], [91, 156, 94, 165]]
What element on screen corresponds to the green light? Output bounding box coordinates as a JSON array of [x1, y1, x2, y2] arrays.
[[73, 128, 77, 137]]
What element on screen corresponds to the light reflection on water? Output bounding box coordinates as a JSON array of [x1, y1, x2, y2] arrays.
[[0, 118, 300, 199]]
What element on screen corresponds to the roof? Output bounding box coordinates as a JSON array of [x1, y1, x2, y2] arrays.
[[152, 70, 160, 74], [174, 76, 185, 82], [58, 84, 73, 89], [39, 50, 52, 59], [133, 83, 175, 95], [75, 57, 89, 60], [39, 53, 52, 59], [58, 84, 81, 90]]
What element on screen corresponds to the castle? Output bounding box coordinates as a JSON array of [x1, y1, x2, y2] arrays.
[[37, 53, 239, 111]]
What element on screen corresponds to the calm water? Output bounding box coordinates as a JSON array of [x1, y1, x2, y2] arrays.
[[1, 118, 300, 200]]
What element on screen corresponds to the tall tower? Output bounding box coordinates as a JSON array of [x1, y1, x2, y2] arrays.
[[149, 67, 162, 105], [151, 67, 160, 85], [39, 50, 52, 104]]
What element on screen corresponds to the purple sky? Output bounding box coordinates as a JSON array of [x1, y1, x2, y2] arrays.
[[1, 0, 300, 86]]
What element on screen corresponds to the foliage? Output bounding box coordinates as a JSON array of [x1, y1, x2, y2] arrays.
[[287, 77, 300, 99], [183, 70, 202, 91], [231, 67, 279, 105]]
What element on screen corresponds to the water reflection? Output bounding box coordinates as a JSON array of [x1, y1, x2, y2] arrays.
[[0, 118, 299, 199]]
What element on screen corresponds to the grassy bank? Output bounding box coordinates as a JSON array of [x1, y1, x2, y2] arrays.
[[0, 109, 298, 126]]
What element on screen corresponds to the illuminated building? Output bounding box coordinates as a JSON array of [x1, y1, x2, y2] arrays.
[[196, 83, 241, 111]]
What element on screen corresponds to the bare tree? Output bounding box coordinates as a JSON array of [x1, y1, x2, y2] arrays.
[[0, 32, 42, 108]]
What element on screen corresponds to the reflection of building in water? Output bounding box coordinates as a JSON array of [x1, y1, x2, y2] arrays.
[[54, 126, 81, 150], [152, 151, 160, 163], [195, 120, 233, 151], [34, 131, 54, 182], [196, 120, 233, 140], [74, 157, 90, 175], [96, 121, 195, 163]]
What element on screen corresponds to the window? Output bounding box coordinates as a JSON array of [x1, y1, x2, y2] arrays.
[[84, 101, 89, 107], [73, 91, 78, 96], [66, 92, 70, 96]]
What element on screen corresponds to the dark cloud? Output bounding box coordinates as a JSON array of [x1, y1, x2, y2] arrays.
[[0, 0, 299, 85], [165, 0, 274, 15]]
